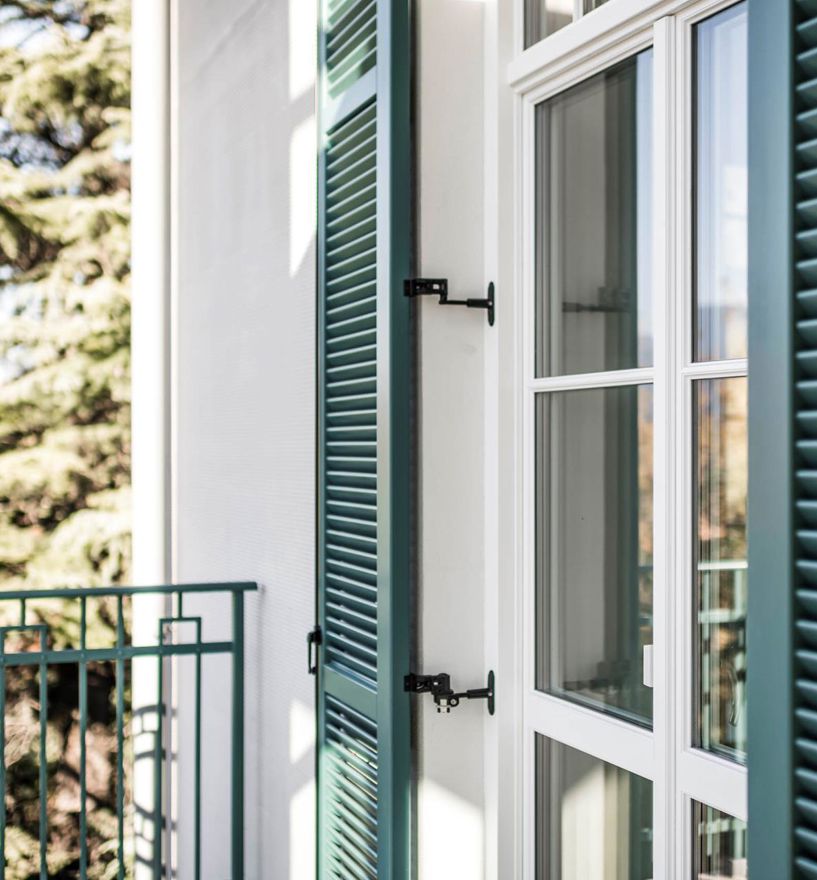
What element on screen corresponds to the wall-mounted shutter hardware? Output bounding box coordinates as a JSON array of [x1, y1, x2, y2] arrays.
[[307, 626, 322, 676], [404, 670, 495, 715], [404, 278, 496, 327]]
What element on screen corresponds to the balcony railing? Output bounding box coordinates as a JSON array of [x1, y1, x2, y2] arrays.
[[0, 580, 257, 879]]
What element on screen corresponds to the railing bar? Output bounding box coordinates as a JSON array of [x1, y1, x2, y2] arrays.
[[79, 597, 88, 880], [194, 646, 202, 880], [0, 641, 236, 667], [116, 594, 124, 880], [0, 583, 258, 602], [0, 658, 5, 871], [39, 642, 47, 880], [154, 628, 164, 880], [116, 596, 125, 880], [19, 598, 25, 626], [177, 590, 184, 618], [117, 595, 125, 648], [116, 656, 125, 880], [231, 591, 245, 880]]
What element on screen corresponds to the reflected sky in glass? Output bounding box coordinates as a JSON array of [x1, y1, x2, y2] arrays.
[[694, 2, 748, 362]]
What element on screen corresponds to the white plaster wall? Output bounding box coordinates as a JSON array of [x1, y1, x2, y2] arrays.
[[172, 0, 317, 877], [416, 2, 487, 878], [484, 1, 521, 876]]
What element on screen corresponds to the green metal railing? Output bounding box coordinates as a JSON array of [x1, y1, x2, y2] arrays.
[[0, 581, 257, 880]]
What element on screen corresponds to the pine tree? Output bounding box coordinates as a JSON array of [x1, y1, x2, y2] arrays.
[[0, 2, 132, 875], [0, 0, 131, 592]]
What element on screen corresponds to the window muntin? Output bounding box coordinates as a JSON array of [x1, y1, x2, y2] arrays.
[[693, 3, 748, 362], [534, 51, 654, 378], [535, 734, 653, 880], [535, 385, 654, 725]]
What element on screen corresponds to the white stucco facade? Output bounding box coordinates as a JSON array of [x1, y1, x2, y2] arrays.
[[172, 0, 318, 876]]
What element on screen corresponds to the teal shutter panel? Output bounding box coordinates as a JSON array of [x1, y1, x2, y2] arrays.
[[317, 1, 414, 878], [747, 0, 795, 875]]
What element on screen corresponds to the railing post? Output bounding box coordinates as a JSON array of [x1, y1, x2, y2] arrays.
[[231, 590, 244, 880]]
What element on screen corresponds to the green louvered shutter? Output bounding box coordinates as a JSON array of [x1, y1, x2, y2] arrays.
[[316, 1, 414, 878]]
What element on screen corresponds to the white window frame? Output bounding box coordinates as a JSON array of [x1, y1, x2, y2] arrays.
[[507, 0, 748, 877]]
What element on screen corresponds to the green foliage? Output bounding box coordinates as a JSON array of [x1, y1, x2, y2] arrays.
[[0, 0, 131, 590], [0, 1, 132, 875]]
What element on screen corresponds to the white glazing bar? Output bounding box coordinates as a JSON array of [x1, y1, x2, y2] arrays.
[[681, 358, 749, 379], [652, 16, 676, 880], [677, 749, 748, 821], [525, 692, 656, 781], [528, 367, 655, 393]]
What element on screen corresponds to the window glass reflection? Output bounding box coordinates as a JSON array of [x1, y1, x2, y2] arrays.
[[535, 735, 653, 880], [535, 51, 653, 377], [694, 2, 748, 362], [694, 803, 748, 879], [535, 385, 653, 725], [694, 377, 748, 762], [525, 0, 574, 48]]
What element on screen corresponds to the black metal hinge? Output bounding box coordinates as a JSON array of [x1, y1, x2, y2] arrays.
[[307, 626, 322, 675], [404, 278, 495, 327], [404, 670, 495, 715]]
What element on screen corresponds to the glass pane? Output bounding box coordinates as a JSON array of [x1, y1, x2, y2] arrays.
[[694, 377, 748, 762], [525, 0, 574, 49], [535, 51, 653, 377], [535, 735, 653, 880], [693, 802, 748, 879], [584, 0, 611, 11], [535, 385, 653, 725], [694, 2, 748, 362]]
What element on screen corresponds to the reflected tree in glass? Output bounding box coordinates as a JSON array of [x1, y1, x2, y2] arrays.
[[694, 802, 748, 879], [694, 378, 748, 762]]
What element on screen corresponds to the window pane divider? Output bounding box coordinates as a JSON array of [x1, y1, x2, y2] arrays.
[[528, 366, 655, 393], [681, 358, 748, 379], [677, 748, 748, 821], [525, 690, 655, 782]]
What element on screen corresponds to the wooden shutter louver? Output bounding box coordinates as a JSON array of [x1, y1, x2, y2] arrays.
[[324, 696, 380, 876], [326, 0, 377, 97], [323, 99, 379, 691], [317, 1, 414, 878]]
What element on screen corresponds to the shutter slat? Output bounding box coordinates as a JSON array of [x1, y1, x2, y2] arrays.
[[798, 856, 817, 879], [326, 587, 378, 616], [325, 0, 377, 98]]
